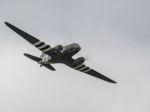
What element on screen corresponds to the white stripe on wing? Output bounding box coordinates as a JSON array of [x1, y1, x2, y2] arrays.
[[83, 68, 91, 73], [43, 47, 52, 52], [38, 44, 48, 49], [33, 41, 42, 46]]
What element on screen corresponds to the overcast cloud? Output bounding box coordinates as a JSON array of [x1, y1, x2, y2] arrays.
[[0, 0, 150, 112]]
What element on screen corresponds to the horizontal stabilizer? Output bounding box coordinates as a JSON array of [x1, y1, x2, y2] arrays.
[[24, 53, 41, 62], [24, 53, 55, 71]]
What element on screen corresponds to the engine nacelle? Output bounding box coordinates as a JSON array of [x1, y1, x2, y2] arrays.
[[63, 43, 81, 57], [72, 57, 85, 66], [53, 45, 63, 51]]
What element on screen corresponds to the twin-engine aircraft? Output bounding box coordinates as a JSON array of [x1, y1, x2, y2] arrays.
[[5, 22, 117, 83]]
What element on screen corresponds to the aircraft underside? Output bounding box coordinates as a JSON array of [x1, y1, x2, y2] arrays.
[[5, 21, 117, 83]]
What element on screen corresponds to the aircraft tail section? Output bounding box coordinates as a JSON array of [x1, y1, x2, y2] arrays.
[[24, 53, 55, 71]]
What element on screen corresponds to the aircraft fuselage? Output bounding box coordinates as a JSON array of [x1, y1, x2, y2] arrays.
[[47, 43, 81, 66]]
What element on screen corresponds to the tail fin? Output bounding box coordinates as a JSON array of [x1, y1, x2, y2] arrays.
[[24, 53, 55, 71]]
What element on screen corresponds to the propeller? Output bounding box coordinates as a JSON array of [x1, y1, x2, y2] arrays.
[[77, 51, 89, 61], [84, 55, 90, 61]]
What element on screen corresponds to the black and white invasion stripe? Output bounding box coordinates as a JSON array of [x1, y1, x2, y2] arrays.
[[73, 64, 91, 73], [33, 41, 51, 53]]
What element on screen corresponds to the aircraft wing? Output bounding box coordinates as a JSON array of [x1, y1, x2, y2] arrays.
[[72, 64, 117, 83], [5, 22, 53, 55], [24, 53, 55, 71]]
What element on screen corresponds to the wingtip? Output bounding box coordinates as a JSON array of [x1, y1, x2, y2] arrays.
[[111, 81, 117, 84], [4, 21, 12, 28], [4, 21, 9, 25], [23, 53, 28, 56], [109, 79, 117, 84], [23, 53, 31, 58]]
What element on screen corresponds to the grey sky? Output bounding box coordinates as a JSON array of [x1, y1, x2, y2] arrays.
[[0, 0, 150, 112]]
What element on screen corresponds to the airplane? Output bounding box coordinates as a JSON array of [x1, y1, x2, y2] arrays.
[[5, 22, 117, 83]]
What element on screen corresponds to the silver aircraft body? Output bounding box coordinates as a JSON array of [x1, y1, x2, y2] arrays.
[[5, 22, 117, 83]]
